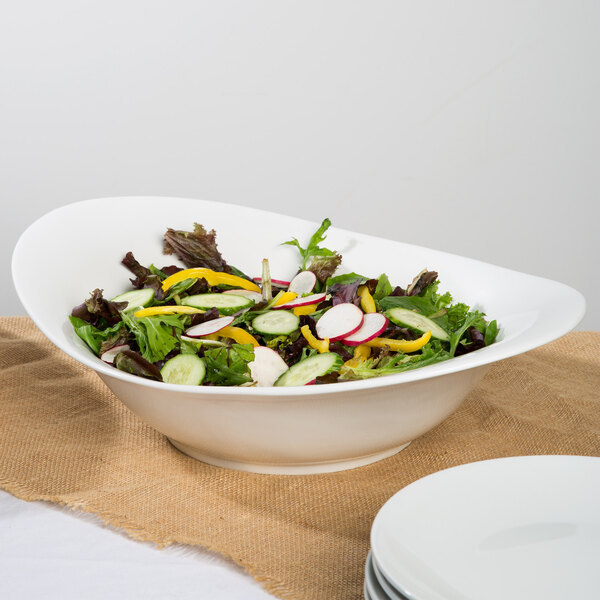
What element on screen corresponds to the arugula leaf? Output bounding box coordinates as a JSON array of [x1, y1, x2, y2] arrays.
[[148, 264, 168, 279], [203, 344, 255, 385], [340, 342, 450, 380], [121, 312, 185, 363], [282, 218, 341, 271], [160, 278, 198, 303], [69, 316, 126, 356]]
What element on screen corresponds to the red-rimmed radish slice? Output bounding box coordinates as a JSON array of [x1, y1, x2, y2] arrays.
[[184, 315, 234, 337], [222, 289, 263, 303], [341, 312, 388, 346], [248, 346, 289, 387], [272, 292, 327, 310], [101, 344, 130, 364], [252, 277, 291, 287], [287, 271, 317, 295], [315, 303, 364, 341]]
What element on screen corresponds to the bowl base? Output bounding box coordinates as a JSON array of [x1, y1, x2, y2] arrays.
[[167, 438, 412, 475]]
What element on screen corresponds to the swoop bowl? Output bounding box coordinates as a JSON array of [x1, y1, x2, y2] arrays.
[[12, 197, 585, 474]]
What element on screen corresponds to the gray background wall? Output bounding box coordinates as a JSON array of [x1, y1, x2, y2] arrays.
[[2, 0, 598, 329]]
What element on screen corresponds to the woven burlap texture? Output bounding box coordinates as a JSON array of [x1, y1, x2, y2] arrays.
[[1, 317, 599, 600]]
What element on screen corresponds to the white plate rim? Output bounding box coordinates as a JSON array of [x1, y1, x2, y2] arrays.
[[370, 455, 600, 600]]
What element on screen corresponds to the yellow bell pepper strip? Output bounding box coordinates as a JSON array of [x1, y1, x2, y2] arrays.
[[134, 305, 205, 318], [358, 285, 377, 314], [272, 291, 298, 307], [300, 325, 329, 353], [366, 330, 431, 353], [344, 344, 372, 368], [217, 326, 260, 347], [293, 303, 320, 316], [161, 268, 261, 294]]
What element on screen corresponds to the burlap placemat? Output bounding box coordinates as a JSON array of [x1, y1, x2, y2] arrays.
[[1, 317, 599, 599]]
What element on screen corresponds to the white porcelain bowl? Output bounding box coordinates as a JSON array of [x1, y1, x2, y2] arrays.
[[12, 197, 585, 474]]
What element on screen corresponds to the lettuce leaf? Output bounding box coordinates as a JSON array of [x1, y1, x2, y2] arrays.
[[121, 312, 185, 363], [484, 320, 499, 346], [449, 310, 487, 356], [71, 289, 127, 327], [203, 344, 255, 385], [69, 316, 126, 356], [325, 272, 367, 288], [373, 273, 392, 302], [114, 350, 162, 381], [340, 342, 450, 380], [163, 223, 250, 279]]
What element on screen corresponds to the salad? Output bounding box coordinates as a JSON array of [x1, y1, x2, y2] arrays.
[[69, 219, 498, 387]]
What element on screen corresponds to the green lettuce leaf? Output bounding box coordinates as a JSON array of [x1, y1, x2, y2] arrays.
[[379, 295, 438, 315], [203, 344, 255, 386], [373, 273, 392, 302], [449, 310, 487, 356], [121, 312, 185, 363], [69, 316, 126, 356], [325, 272, 367, 288], [484, 320, 499, 346], [340, 342, 450, 380]]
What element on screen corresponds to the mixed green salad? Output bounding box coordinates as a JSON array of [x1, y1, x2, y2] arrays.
[[69, 219, 498, 387]]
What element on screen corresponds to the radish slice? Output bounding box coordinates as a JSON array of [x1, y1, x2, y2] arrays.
[[248, 346, 289, 387], [253, 277, 291, 287], [287, 271, 317, 295], [315, 303, 364, 341], [273, 292, 327, 310], [101, 344, 130, 364], [222, 289, 263, 303], [341, 313, 388, 346], [184, 315, 234, 337]]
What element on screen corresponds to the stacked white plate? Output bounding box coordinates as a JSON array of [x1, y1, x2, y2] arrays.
[[365, 456, 600, 600]]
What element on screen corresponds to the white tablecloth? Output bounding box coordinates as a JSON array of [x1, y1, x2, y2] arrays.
[[0, 490, 274, 599]]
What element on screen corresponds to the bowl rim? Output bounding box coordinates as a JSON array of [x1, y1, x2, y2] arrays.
[[12, 196, 586, 398]]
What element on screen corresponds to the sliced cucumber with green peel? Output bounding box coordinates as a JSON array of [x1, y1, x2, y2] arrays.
[[111, 288, 155, 312], [385, 307, 449, 341], [252, 310, 300, 335], [274, 353, 343, 386], [181, 293, 253, 315], [160, 354, 206, 385]]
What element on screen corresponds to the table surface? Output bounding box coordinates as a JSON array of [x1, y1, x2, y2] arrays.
[[0, 489, 275, 600]]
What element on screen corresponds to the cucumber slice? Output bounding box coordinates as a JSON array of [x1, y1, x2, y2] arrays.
[[385, 307, 449, 341], [160, 354, 206, 385], [274, 353, 343, 387], [252, 310, 300, 335], [111, 288, 155, 312], [181, 293, 253, 315]]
